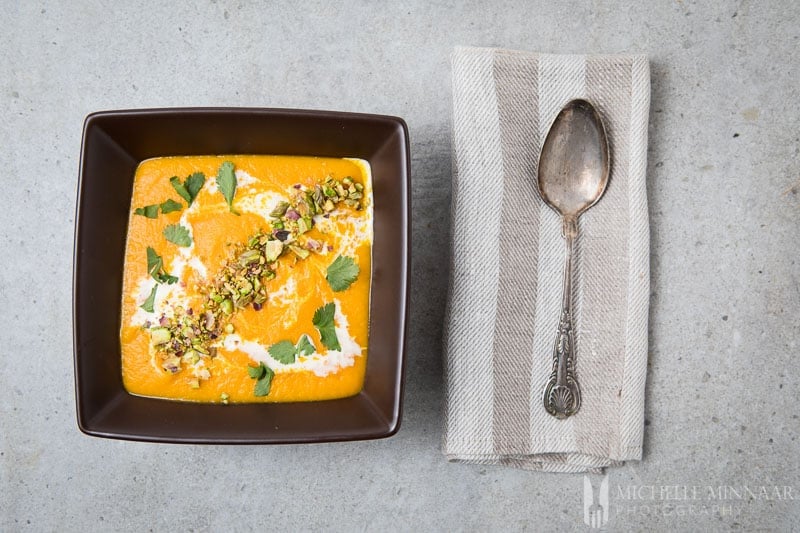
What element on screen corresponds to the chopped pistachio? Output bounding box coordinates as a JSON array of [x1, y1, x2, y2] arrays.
[[191, 342, 209, 355], [297, 217, 312, 234], [239, 249, 261, 266], [288, 244, 310, 259], [295, 200, 310, 217], [239, 279, 253, 295], [270, 201, 290, 218], [305, 192, 318, 214], [313, 185, 325, 206], [237, 293, 253, 307], [150, 327, 172, 347], [162, 357, 181, 373], [264, 240, 283, 262]]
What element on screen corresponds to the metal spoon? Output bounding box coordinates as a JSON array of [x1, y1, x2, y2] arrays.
[[537, 99, 610, 419]]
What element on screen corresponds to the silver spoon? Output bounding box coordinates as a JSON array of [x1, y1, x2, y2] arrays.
[[537, 99, 610, 419]]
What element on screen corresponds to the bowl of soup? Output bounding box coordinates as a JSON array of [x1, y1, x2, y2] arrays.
[[74, 108, 409, 443]]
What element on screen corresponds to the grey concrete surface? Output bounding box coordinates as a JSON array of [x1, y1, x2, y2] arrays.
[[1, 1, 798, 531]]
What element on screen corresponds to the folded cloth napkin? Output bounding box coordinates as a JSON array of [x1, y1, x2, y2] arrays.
[[442, 47, 651, 473]]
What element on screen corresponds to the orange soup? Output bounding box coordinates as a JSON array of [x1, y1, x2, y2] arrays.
[[120, 155, 372, 403]]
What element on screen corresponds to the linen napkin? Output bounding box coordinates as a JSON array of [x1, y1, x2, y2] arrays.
[[442, 47, 650, 473]]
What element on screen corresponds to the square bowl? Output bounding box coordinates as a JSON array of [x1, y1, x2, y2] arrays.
[[74, 108, 409, 443]]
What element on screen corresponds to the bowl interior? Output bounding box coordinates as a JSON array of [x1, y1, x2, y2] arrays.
[[74, 108, 409, 443]]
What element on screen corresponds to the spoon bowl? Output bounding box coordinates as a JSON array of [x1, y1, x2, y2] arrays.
[[537, 99, 610, 419], [538, 99, 610, 219]]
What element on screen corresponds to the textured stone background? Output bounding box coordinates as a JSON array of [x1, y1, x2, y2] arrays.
[[1, 1, 798, 531]]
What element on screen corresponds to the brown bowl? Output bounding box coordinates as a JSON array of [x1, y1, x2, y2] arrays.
[[74, 108, 409, 443]]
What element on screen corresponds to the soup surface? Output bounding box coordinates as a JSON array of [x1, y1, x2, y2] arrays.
[[120, 155, 372, 403]]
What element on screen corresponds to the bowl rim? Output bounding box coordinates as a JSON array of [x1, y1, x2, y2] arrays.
[[73, 106, 410, 443]]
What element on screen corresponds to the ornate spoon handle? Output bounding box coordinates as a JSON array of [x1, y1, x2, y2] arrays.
[[543, 217, 582, 419]]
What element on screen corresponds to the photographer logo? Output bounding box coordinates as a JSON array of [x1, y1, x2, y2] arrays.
[[584, 474, 610, 529]]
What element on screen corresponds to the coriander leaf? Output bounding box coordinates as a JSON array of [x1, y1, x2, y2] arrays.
[[140, 285, 158, 313], [169, 176, 192, 204], [134, 204, 159, 219], [184, 172, 206, 205], [268, 340, 297, 364], [254, 366, 274, 397], [159, 198, 183, 214], [317, 325, 340, 352], [312, 302, 341, 351], [146, 246, 178, 284], [163, 223, 192, 247], [216, 161, 238, 214], [170, 173, 206, 206], [326, 255, 360, 292], [313, 302, 336, 330], [296, 335, 316, 356], [247, 363, 266, 380]]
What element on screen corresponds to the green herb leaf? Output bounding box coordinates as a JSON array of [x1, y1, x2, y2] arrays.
[[296, 335, 316, 356], [254, 366, 274, 397], [216, 161, 238, 214], [146, 247, 160, 278], [326, 255, 360, 292], [134, 204, 159, 219], [163, 223, 192, 247], [312, 302, 340, 351], [140, 285, 158, 313], [247, 363, 266, 379], [159, 198, 183, 214], [169, 176, 191, 204], [146, 247, 178, 284], [268, 340, 297, 364], [170, 172, 207, 206], [248, 361, 275, 396], [184, 172, 206, 205]]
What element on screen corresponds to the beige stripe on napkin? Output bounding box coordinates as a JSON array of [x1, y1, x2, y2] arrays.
[[443, 47, 650, 472]]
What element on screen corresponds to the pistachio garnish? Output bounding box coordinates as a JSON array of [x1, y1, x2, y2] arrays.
[[269, 201, 290, 218], [147, 173, 366, 383]]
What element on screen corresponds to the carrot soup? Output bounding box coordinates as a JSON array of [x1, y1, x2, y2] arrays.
[[120, 155, 372, 403]]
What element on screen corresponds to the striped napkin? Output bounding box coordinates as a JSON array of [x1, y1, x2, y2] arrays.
[[442, 47, 651, 473]]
